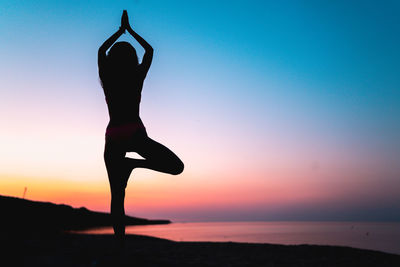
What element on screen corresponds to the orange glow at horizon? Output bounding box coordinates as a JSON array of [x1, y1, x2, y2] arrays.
[[2, 161, 398, 221]]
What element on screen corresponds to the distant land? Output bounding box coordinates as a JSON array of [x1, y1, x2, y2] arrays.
[[0, 194, 170, 233]]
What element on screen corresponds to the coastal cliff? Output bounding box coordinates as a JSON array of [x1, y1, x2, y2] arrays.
[[0, 194, 170, 232]]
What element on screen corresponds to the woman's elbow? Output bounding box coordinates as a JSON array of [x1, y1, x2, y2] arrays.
[[146, 46, 154, 54]]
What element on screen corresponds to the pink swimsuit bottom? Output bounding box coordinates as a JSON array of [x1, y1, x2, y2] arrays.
[[105, 121, 146, 141]]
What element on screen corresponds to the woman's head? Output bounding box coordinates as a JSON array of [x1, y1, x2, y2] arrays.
[[107, 41, 139, 67]]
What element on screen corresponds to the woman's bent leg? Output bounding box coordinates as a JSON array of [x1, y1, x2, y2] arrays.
[[126, 136, 184, 175]]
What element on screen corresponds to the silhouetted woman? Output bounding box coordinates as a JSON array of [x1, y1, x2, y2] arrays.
[[98, 10, 184, 246]]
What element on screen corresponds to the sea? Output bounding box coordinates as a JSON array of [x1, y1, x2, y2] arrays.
[[77, 221, 400, 255]]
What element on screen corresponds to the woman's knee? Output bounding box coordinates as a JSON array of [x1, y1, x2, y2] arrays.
[[170, 158, 184, 175]]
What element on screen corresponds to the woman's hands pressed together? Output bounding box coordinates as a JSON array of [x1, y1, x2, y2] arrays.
[[121, 10, 132, 32]]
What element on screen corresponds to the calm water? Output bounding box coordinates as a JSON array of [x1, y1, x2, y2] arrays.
[[78, 221, 400, 255]]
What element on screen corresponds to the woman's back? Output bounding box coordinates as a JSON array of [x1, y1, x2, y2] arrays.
[[99, 41, 148, 125], [100, 62, 146, 124]]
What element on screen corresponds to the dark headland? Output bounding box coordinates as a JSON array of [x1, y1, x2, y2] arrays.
[[1, 194, 399, 267], [0, 194, 170, 233]]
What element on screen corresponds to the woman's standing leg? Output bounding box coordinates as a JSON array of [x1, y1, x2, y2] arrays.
[[104, 140, 131, 247]]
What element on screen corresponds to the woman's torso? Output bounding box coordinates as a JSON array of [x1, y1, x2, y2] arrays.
[[100, 65, 145, 126]]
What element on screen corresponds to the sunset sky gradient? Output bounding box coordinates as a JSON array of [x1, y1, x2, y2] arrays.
[[1, 0, 399, 221]]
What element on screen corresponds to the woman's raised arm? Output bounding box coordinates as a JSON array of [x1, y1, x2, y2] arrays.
[[122, 10, 153, 73], [98, 27, 125, 68]]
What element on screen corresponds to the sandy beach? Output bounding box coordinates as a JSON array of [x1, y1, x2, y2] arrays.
[[3, 233, 400, 267]]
